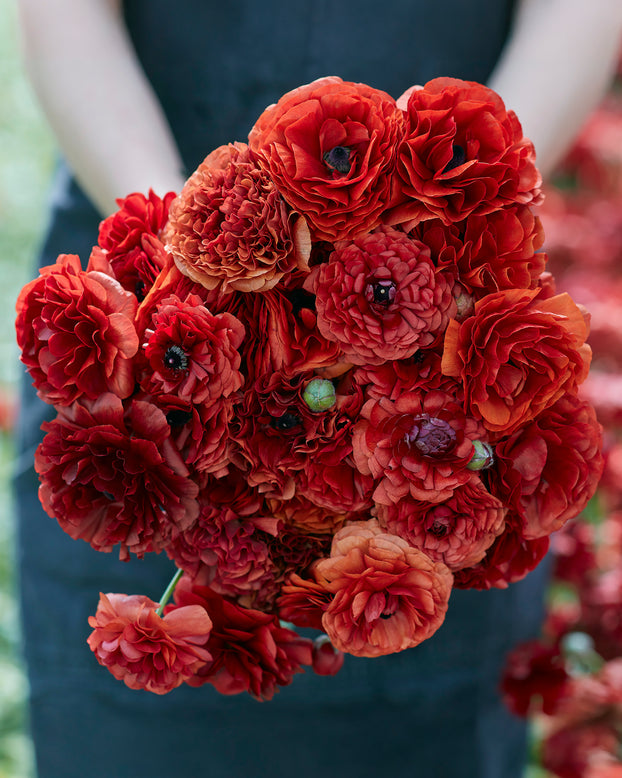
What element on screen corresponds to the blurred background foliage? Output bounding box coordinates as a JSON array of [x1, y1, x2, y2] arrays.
[[0, 1, 55, 776]]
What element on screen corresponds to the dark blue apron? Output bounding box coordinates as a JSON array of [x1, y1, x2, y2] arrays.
[[15, 3, 549, 776]]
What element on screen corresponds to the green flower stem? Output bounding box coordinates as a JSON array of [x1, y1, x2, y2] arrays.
[[156, 567, 184, 617]]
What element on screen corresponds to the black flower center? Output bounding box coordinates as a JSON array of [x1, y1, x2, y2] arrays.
[[405, 414, 457, 457], [166, 409, 193, 427], [270, 412, 303, 431], [443, 144, 467, 173], [323, 145, 352, 174], [365, 279, 397, 307], [163, 344, 189, 372]]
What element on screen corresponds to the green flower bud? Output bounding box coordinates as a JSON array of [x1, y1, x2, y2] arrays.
[[467, 440, 494, 470], [302, 378, 336, 412]]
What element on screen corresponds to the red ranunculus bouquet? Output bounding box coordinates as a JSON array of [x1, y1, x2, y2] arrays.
[[15, 76, 604, 699]]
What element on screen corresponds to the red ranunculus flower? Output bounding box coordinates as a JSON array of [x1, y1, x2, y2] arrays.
[[166, 142, 311, 293], [376, 479, 506, 571], [453, 513, 550, 590], [232, 287, 342, 383], [442, 288, 592, 436], [149, 392, 235, 478], [294, 455, 375, 514], [413, 204, 547, 296], [87, 592, 212, 694], [173, 577, 313, 700], [140, 293, 245, 405], [500, 639, 570, 717], [354, 350, 457, 401], [308, 226, 456, 365], [15, 253, 139, 406], [35, 394, 199, 559], [493, 393, 604, 539], [232, 369, 361, 499], [314, 519, 453, 657], [166, 484, 279, 597], [98, 190, 176, 300], [389, 78, 542, 227], [352, 389, 483, 505], [248, 76, 404, 242]]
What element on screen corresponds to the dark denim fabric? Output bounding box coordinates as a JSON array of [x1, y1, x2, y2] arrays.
[[15, 3, 550, 776]]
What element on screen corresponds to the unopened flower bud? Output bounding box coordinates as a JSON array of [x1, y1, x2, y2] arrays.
[[303, 378, 336, 412], [467, 440, 494, 470], [312, 635, 345, 676], [454, 285, 475, 321]]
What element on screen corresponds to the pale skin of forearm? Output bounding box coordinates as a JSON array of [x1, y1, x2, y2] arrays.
[[488, 0, 622, 180], [18, 0, 622, 218], [18, 0, 186, 217]]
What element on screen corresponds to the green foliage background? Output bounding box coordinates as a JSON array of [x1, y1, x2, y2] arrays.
[[0, 1, 55, 775]]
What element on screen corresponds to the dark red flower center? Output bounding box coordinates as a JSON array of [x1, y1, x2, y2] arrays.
[[270, 412, 303, 431], [427, 508, 452, 537], [443, 144, 467, 173], [323, 146, 352, 174], [379, 594, 399, 620], [163, 344, 189, 372], [365, 279, 397, 307], [405, 414, 457, 457]]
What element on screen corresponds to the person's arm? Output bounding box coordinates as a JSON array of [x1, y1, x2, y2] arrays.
[[488, 0, 622, 179], [18, 0, 186, 216]]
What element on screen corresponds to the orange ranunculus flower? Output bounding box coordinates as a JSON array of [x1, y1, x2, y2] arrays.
[[248, 77, 405, 242], [87, 592, 213, 694], [441, 288, 592, 436], [314, 519, 453, 657], [389, 77, 542, 228], [166, 142, 311, 293]]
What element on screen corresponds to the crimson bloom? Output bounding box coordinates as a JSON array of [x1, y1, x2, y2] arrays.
[[249, 76, 404, 241], [15, 253, 138, 407], [166, 142, 310, 293], [140, 293, 245, 405], [493, 392, 604, 539], [87, 592, 212, 694], [35, 394, 199, 559], [376, 479, 506, 571], [98, 189, 175, 299], [500, 639, 570, 717], [352, 389, 483, 505], [389, 77, 542, 227], [314, 519, 453, 657], [412, 204, 547, 295], [442, 288, 592, 436], [173, 577, 313, 700], [308, 225, 456, 365]]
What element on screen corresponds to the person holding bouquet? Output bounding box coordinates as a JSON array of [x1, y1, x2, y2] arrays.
[[14, 1, 622, 777]]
